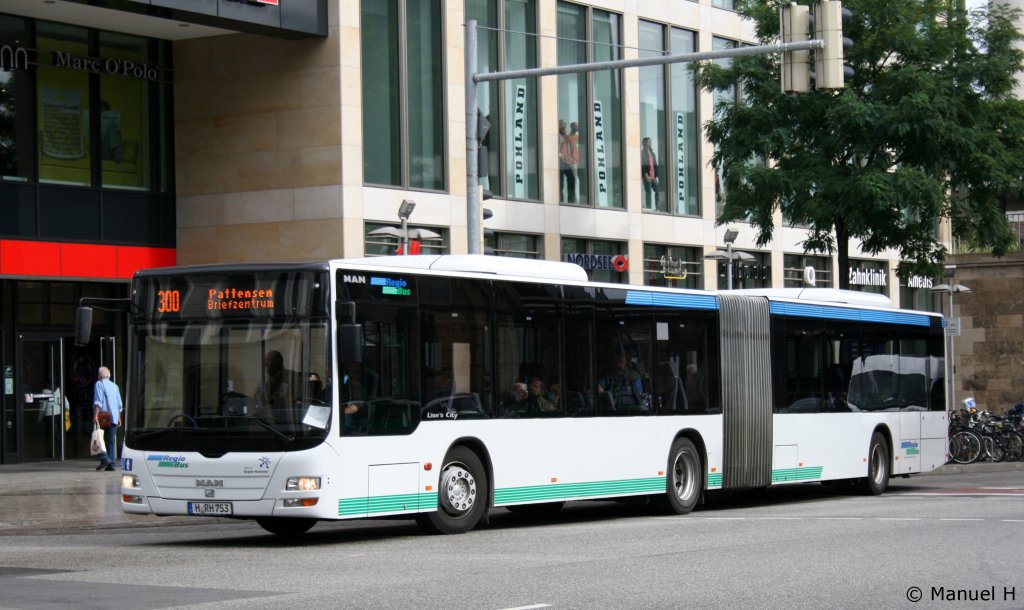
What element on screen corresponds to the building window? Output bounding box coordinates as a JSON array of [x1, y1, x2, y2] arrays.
[[361, 0, 446, 191], [717, 250, 769, 289], [364, 222, 449, 256], [486, 231, 542, 258], [557, 2, 623, 208], [848, 259, 889, 295], [712, 0, 736, 10], [639, 22, 700, 217], [899, 274, 942, 312], [783, 254, 832, 288], [1, 16, 32, 182], [99, 32, 150, 190], [561, 237, 628, 284], [37, 23, 91, 186], [34, 24, 163, 190], [467, 0, 540, 201], [712, 36, 736, 218], [643, 243, 702, 289], [671, 27, 699, 216], [638, 21, 666, 213]]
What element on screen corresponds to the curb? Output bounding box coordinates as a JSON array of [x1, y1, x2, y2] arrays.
[[925, 462, 1024, 476]]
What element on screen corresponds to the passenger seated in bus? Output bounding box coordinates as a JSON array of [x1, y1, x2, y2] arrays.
[[597, 346, 645, 411], [500, 382, 529, 417], [257, 350, 297, 424], [683, 364, 706, 411], [526, 376, 557, 414]]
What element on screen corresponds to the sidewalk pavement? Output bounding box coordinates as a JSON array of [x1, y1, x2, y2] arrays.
[[0, 459, 1021, 535], [0, 459, 227, 535]]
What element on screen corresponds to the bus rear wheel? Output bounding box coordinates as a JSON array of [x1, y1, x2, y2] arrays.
[[256, 517, 316, 536], [665, 437, 702, 514], [859, 432, 890, 495], [416, 446, 489, 534]]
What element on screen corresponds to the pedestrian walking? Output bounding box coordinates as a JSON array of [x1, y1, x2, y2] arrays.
[[93, 366, 123, 472]]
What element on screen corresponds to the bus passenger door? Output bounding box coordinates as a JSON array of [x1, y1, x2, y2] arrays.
[[918, 348, 948, 471], [897, 412, 921, 474], [896, 338, 926, 474]]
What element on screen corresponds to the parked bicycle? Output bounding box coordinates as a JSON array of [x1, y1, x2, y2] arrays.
[[947, 398, 1024, 464]]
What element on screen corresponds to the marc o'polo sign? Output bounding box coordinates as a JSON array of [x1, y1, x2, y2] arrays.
[[51, 51, 159, 81]]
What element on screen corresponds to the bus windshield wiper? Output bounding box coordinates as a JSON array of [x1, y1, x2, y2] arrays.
[[250, 417, 295, 443], [195, 415, 296, 443], [131, 428, 171, 442]]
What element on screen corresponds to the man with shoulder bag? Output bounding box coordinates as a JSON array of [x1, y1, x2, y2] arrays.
[[93, 366, 123, 472]]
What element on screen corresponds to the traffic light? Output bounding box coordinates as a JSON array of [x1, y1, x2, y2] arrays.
[[813, 0, 853, 90], [780, 2, 810, 94]]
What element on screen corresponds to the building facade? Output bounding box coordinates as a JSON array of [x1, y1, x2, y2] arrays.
[[0, 0, 939, 462]]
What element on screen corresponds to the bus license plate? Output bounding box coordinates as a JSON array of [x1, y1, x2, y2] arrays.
[[188, 501, 233, 515]]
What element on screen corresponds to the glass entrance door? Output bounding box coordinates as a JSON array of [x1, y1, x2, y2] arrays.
[[18, 336, 66, 461]]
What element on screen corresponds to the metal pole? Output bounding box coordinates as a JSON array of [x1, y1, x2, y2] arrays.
[[474, 39, 823, 83], [465, 19, 481, 255], [949, 291, 956, 408], [726, 243, 733, 290], [401, 217, 409, 255]]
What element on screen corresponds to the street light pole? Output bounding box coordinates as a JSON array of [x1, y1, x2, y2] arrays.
[[397, 199, 416, 256], [726, 241, 734, 291], [931, 281, 971, 409]]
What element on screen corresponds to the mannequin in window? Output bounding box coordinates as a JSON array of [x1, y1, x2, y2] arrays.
[[559, 119, 579, 203], [641, 137, 659, 210]]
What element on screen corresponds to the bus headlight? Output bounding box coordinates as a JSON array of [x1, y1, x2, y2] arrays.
[[286, 476, 321, 491], [121, 474, 141, 489]]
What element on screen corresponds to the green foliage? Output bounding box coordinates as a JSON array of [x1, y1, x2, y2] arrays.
[[697, 0, 1024, 286]]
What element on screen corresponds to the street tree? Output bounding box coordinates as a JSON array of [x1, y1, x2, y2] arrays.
[[696, 0, 1024, 288]]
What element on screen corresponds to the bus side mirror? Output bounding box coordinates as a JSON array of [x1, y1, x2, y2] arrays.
[[338, 323, 363, 363], [336, 301, 362, 363], [75, 306, 94, 346]]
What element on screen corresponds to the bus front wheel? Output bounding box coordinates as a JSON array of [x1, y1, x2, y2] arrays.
[[417, 446, 489, 534], [665, 437, 702, 514], [859, 432, 890, 495], [256, 517, 316, 536]]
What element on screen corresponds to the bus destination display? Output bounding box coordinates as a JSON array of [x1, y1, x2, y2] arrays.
[[137, 271, 325, 320]]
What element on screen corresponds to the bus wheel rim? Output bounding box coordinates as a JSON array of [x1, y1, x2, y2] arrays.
[[440, 463, 476, 516], [870, 444, 884, 485], [673, 450, 696, 501]]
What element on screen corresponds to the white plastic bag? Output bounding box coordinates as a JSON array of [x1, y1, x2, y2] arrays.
[[90, 424, 106, 456]]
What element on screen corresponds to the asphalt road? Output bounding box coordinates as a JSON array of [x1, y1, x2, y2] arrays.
[[1, 468, 1022, 610]]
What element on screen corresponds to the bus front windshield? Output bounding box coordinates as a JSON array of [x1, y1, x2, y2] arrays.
[[128, 320, 331, 453]]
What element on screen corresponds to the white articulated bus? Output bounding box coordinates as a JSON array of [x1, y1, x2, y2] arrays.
[[105, 255, 948, 536]]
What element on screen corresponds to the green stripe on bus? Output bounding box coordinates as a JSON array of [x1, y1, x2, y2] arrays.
[[771, 466, 823, 483], [338, 492, 439, 516], [493, 477, 665, 505], [339, 469, 823, 515]]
